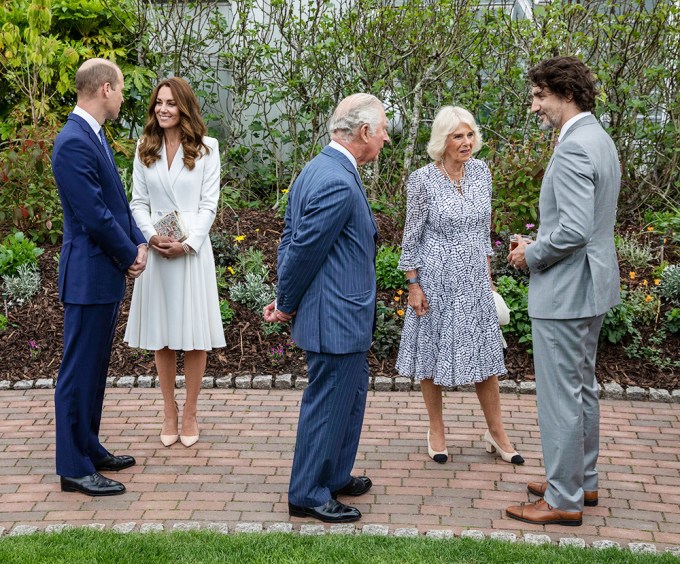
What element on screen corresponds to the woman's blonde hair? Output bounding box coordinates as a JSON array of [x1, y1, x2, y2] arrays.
[[426, 106, 482, 162], [138, 77, 210, 170]]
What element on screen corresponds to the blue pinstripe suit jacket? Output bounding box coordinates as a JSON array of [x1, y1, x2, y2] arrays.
[[276, 146, 378, 354]]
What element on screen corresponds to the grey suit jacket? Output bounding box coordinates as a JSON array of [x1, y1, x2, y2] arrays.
[[525, 115, 621, 319]]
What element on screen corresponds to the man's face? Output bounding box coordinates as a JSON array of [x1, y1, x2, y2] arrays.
[[530, 86, 568, 130], [105, 69, 125, 121], [359, 109, 390, 165]]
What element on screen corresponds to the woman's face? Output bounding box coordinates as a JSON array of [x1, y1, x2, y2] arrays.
[[443, 123, 474, 166], [154, 86, 181, 131]]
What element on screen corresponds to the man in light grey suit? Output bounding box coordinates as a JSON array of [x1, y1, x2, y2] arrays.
[[264, 94, 389, 523], [506, 56, 620, 526]]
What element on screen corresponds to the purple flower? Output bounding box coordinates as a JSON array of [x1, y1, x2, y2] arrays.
[[494, 240, 502, 247], [525, 223, 535, 230]]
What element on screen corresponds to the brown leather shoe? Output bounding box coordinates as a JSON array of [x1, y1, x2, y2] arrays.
[[506, 499, 582, 526], [527, 481, 598, 507]]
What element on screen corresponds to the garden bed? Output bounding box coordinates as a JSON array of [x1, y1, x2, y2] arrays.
[[0, 209, 677, 391]]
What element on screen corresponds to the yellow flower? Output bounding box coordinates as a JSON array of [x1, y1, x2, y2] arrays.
[[654, 279, 661, 285], [394, 296, 401, 302], [397, 309, 405, 316], [645, 295, 653, 302], [629, 271, 636, 279], [234, 235, 246, 242], [255, 228, 260, 233], [642, 279, 648, 286], [647, 226, 654, 232], [397, 289, 404, 295], [227, 266, 235, 275], [281, 189, 289, 194]]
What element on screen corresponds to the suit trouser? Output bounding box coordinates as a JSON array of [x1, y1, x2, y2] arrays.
[[532, 314, 605, 512], [55, 302, 120, 477], [288, 350, 369, 507]]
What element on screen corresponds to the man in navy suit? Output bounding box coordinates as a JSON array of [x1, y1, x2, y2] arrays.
[[52, 58, 147, 496], [264, 93, 389, 522]]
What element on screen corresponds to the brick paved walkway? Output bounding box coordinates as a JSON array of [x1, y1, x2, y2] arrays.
[[1, 388, 679, 548]]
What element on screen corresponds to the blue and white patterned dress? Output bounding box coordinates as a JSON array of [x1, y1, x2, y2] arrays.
[[396, 159, 507, 386]]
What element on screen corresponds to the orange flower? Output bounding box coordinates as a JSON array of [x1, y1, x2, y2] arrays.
[[645, 295, 653, 302], [397, 309, 404, 316], [642, 279, 648, 286], [654, 279, 661, 285], [393, 296, 401, 302], [647, 226, 654, 232], [397, 289, 404, 295], [629, 271, 636, 279]]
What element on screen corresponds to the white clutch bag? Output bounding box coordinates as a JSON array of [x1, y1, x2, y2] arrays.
[[493, 290, 510, 326], [153, 210, 188, 242]]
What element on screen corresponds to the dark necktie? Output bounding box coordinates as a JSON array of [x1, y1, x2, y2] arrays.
[[98, 128, 115, 167]]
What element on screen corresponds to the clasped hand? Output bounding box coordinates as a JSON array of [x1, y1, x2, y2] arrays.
[[507, 235, 529, 270], [263, 300, 295, 323], [150, 235, 186, 259], [126, 245, 147, 279]]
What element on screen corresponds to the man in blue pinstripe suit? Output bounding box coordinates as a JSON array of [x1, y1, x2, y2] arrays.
[[264, 94, 389, 523]]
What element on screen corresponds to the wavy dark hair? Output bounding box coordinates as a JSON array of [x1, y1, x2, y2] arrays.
[[138, 77, 210, 170], [528, 56, 597, 113]]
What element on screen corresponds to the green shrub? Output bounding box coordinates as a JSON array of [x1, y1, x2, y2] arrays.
[[645, 209, 680, 245], [219, 299, 235, 328], [210, 231, 240, 269], [0, 313, 7, 331], [3, 263, 41, 307], [600, 288, 657, 344], [0, 231, 43, 277], [375, 245, 404, 290], [495, 275, 531, 347], [238, 247, 268, 279], [663, 308, 680, 334], [229, 272, 276, 313], [371, 301, 403, 360], [659, 264, 680, 305], [615, 234, 654, 270]]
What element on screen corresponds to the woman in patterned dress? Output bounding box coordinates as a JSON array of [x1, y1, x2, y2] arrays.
[[396, 106, 523, 465]]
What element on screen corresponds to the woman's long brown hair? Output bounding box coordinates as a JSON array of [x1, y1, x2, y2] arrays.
[[138, 77, 210, 170]]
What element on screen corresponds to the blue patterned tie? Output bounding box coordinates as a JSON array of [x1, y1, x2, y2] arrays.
[[98, 127, 115, 167]]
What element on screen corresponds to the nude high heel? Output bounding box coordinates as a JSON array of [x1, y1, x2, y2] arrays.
[[484, 430, 524, 465], [160, 401, 179, 447], [427, 429, 448, 464], [180, 415, 199, 447]]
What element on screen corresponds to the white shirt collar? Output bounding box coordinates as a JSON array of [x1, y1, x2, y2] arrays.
[[73, 106, 102, 137], [329, 140, 358, 171], [558, 111, 591, 142]]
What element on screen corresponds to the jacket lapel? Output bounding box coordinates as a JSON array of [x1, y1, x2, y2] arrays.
[[155, 142, 182, 209]]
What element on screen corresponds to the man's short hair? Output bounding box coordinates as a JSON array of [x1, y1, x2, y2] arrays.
[[528, 56, 596, 113], [75, 60, 121, 97], [328, 93, 384, 141]]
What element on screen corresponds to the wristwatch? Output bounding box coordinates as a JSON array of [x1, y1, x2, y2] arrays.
[[406, 276, 420, 285]]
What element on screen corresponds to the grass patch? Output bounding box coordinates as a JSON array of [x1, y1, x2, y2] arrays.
[[0, 530, 674, 563]]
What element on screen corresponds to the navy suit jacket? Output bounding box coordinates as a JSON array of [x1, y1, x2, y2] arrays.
[[276, 146, 378, 354], [52, 113, 145, 304]]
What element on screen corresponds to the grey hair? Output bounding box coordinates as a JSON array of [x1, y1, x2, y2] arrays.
[[328, 93, 384, 141], [426, 106, 483, 161]]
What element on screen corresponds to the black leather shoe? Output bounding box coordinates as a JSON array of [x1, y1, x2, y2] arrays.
[[60, 472, 126, 496], [94, 454, 136, 472], [332, 476, 372, 498], [288, 499, 361, 523]]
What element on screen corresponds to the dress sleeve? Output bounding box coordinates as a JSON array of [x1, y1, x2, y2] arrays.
[[183, 138, 220, 253], [398, 169, 429, 271], [482, 161, 494, 256], [129, 141, 155, 243]]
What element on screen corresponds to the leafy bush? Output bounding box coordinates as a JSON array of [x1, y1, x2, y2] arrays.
[[615, 234, 654, 270], [644, 209, 680, 245], [600, 288, 657, 344], [238, 247, 269, 279], [3, 264, 41, 307], [495, 275, 531, 347], [659, 264, 680, 305], [210, 231, 241, 269], [229, 272, 276, 313], [663, 308, 680, 334], [371, 301, 403, 360], [219, 299, 235, 328], [0, 313, 7, 331], [375, 245, 404, 291], [0, 231, 44, 277]]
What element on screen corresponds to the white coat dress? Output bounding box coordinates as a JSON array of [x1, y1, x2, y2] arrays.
[[124, 136, 226, 351]]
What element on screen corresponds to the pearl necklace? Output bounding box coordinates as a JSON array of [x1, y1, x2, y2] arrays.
[[439, 160, 465, 194]]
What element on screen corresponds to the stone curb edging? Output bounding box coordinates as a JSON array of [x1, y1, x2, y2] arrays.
[[2, 375, 678, 403], [1, 522, 678, 556]]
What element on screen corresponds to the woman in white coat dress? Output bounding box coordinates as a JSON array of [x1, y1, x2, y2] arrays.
[[125, 77, 225, 447]]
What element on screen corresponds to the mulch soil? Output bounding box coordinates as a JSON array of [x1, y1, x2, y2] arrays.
[[1, 209, 677, 390]]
